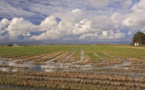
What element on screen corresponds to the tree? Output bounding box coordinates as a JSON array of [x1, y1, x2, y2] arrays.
[[132, 31, 145, 45], [7, 44, 14, 46]]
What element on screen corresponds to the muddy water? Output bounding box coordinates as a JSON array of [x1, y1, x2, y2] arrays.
[[58, 49, 77, 63], [96, 59, 132, 70], [98, 52, 132, 69], [0, 50, 92, 72], [0, 50, 132, 72], [93, 52, 106, 64]]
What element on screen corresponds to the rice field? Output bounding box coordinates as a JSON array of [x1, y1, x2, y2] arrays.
[[0, 45, 145, 90]]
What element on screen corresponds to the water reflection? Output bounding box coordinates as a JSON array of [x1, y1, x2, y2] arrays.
[[0, 68, 10, 72], [0, 53, 132, 72], [30, 66, 44, 72]]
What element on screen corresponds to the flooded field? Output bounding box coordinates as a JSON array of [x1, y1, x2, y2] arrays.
[[0, 45, 145, 90]]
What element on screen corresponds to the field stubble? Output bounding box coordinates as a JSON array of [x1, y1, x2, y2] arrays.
[[0, 45, 145, 89]]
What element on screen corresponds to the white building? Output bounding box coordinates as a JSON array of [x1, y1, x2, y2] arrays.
[[134, 42, 139, 46]]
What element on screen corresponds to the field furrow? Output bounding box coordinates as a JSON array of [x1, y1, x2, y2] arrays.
[[0, 45, 145, 89]]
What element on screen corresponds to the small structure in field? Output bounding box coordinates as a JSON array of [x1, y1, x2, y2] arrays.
[[134, 42, 139, 46], [13, 44, 17, 46], [13, 44, 19, 47]]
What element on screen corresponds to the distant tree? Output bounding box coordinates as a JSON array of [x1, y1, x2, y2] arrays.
[[132, 31, 145, 45], [7, 44, 14, 46]]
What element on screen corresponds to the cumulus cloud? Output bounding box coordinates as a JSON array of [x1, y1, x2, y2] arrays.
[[31, 30, 62, 40], [122, 13, 145, 27], [1, 0, 144, 43], [73, 19, 92, 34], [6, 18, 37, 39], [40, 16, 58, 31], [131, 0, 145, 12], [0, 7, 128, 43], [123, 0, 145, 30], [79, 30, 125, 40], [0, 18, 10, 28]]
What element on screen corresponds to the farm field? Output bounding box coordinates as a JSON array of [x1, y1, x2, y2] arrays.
[[0, 45, 145, 90]]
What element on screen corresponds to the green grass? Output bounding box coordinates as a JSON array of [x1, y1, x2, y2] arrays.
[[82, 45, 145, 59], [0, 46, 76, 59], [0, 45, 145, 60]]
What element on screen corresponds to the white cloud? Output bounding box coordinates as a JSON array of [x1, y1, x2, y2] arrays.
[[30, 9, 117, 41], [6, 17, 37, 39], [99, 30, 125, 39], [79, 30, 125, 41], [0, 7, 129, 43], [87, 0, 117, 8], [73, 19, 92, 34], [0, 18, 10, 29], [122, 0, 145, 32], [131, 0, 145, 13], [92, 16, 112, 30], [40, 16, 58, 31], [123, 12, 145, 27], [1, 0, 141, 43], [79, 32, 98, 40], [31, 30, 62, 40], [111, 12, 125, 29], [71, 9, 82, 13]]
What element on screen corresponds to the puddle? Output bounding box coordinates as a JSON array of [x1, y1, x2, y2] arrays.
[[0, 51, 132, 72], [96, 53, 132, 70], [72, 49, 84, 64], [60, 49, 77, 63], [0, 68, 10, 72], [94, 52, 106, 64]]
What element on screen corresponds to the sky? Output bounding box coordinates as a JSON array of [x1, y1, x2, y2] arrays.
[[0, 0, 144, 44]]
